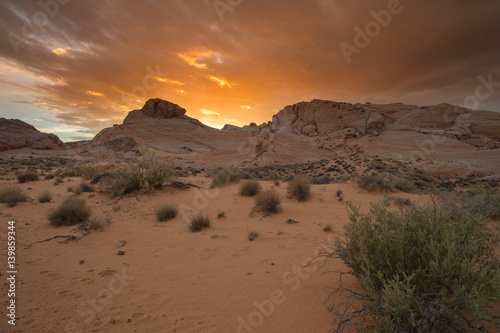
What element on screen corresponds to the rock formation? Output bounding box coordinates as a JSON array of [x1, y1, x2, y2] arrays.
[[0, 118, 65, 151]]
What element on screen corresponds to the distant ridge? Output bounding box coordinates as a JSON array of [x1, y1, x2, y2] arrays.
[[0, 118, 65, 151]]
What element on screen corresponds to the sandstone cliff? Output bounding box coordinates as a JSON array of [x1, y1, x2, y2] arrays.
[[0, 118, 65, 151]]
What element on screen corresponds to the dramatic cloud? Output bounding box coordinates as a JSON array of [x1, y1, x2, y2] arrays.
[[0, 0, 499, 140]]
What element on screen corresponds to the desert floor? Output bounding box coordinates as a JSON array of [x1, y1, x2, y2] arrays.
[[0, 174, 448, 332]]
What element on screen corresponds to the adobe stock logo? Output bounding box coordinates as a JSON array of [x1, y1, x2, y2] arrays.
[[340, 0, 406, 64]]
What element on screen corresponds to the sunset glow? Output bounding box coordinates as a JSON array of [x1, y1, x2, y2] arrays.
[[0, 1, 499, 141]]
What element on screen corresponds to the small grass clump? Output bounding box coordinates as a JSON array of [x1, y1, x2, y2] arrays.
[[17, 170, 39, 183], [357, 173, 394, 192], [0, 186, 28, 207], [188, 213, 211, 232], [336, 189, 344, 202], [239, 180, 262, 197], [37, 191, 53, 203], [287, 175, 311, 202], [155, 204, 178, 222], [217, 211, 226, 219], [48, 197, 91, 226], [322, 223, 333, 232], [209, 167, 241, 188], [86, 215, 105, 231], [54, 176, 63, 185], [248, 230, 260, 241], [255, 189, 281, 214]]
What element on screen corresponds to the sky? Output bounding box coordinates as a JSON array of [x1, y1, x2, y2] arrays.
[[0, 0, 499, 141]]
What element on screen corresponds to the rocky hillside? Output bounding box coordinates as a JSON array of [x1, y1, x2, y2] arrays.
[[0, 118, 65, 151]]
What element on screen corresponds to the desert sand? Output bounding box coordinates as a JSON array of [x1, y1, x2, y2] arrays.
[[0, 169, 431, 333]]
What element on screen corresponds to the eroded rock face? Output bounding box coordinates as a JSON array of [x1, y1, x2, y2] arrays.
[[0, 118, 65, 151], [271, 100, 386, 137]]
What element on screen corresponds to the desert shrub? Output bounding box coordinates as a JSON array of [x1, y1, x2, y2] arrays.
[[287, 175, 311, 202], [217, 211, 226, 218], [0, 186, 28, 207], [44, 174, 55, 180], [323, 223, 333, 232], [319, 200, 500, 332], [392, 176, 415, 193], [391, 196, 413, 207], [155, 204, 178, 221], [103, 156, 174, 196], [79, 182, 95, 193], [17, 170, 39, 183], [209, 167, 241, 188], [37, 191, 53, 203], [357, 173, 394, 192], [140, 155, 174, 189], [48, 197, 91, 226], [239, 180, 262, 197], [248, 230, 260, 241], [64, 164, 103, 180], [188, 213, 211, 232], [86, 214, 105, 231], [336, 189, 344, 202], [437, 188, 500, 220], [104, 165, 144, 196], [255, 189, 281, 213], [54, 176, 63, 185]]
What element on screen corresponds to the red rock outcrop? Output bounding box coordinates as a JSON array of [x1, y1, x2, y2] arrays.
[[0, 118, 65, 151]]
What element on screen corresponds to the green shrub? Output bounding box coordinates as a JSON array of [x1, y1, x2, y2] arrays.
[[255, 189, 281, 214], [103, 156, 174, 196], [320, 200, 500, 332], [37, 191, 53, 203], [155, 204, 178, 221], [48, 197, 91, 226], [287, 175, 311, 202], [140, 155, 174, 189], [357, 173, 394, 192], [209, 168, 241, 188], [0, 186, 28, 207], [239, 180, 262, 197], [17, 170, 39, 183], [188, 213, 211, 232]]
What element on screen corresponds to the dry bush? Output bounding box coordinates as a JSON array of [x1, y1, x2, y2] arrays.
[[287, 175, 311, 202], [436, 188, 500, 220], [209, 167, 241, 188], [37, 191, 53, 203], [155, 204, 178, 221], [48, 197, 91, 226], [357, 173, 394, 192], [17, 170, 39, 183], [0, 186, 28, 207], [188, 213, 211, 232], [255, 189, 281, 213], [239, 180, 262, 197]]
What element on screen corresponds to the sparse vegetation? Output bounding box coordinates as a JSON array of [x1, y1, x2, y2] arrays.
[[79, 182, 95, 193], [239, 180, 262, 197], [155, 204, 178, 221], [103, 155, 174, 196], [319, 199, 500, 332], [86, 214, 105, 231], [437, 188, 500, 220], [54, 176, 63, 185], [322, 223, 333, 232], [188, 213, 211, 232], [37, 191, 53, 203], [0, 186, 28, 207], [336, 189, 344, 202], [209, 167, 241, 188], [217, 211, 226, 219], [48, 197, 92, 226], [287, 175, 311, 202], [248, 230, 260, 241], [391, 196, 413, 207], [17, 170, 39, 183], [357, 173, 394, 192], [255, 189, 281, 214]]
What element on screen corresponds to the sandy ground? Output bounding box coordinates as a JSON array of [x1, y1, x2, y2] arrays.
[[0, 175, 456, 333]]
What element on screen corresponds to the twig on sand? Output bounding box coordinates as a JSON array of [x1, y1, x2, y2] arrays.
[[30, 235, 78, 245]]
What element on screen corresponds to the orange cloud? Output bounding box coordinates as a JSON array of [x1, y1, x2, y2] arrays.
[[52, 47, 71, 56], [177, 51, 215, 69], [86, 90, 103, 97], [157, 78, 186, 86], [209, 76, 232, 88]]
